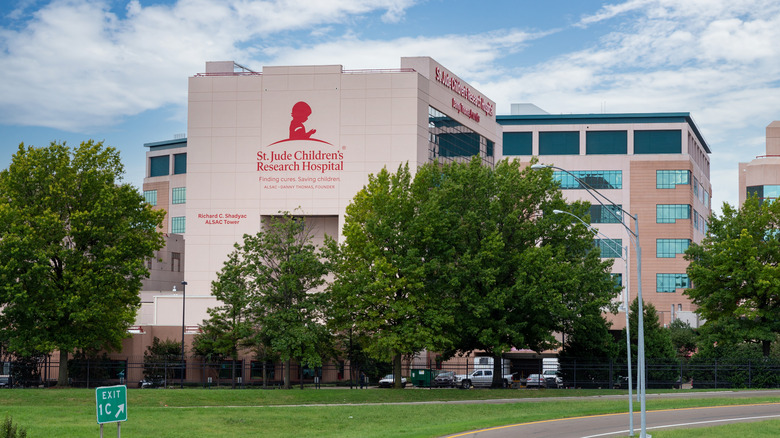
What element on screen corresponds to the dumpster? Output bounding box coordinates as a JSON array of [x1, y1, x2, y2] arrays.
[[411, 369, 433, 388]]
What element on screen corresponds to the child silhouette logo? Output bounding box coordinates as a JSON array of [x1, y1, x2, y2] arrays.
[[268, 101, 332, 146], [289, 101, 316, 140]]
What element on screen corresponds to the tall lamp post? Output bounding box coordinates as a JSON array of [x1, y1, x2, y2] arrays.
[[533, 163, 647, 438], [180, 280, 187, 389], [553, 209, 634, 436]]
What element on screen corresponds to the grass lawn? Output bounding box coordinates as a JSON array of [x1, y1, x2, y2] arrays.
[[1, 387, 778, 437]]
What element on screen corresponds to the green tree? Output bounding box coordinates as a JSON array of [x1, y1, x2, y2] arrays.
[[238, 212, 329, 389], [616, 299, 676, 363], [685, 196, 780, 357], [668, 319, 697, 357], [0, 141, 165, 386], [143, 337, 183, 385], [192, 251, 255, 389], [326, 164, 456, 388], [425, 159, 618, 387]]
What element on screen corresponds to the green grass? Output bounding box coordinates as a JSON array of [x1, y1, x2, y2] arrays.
[[0, 388, 778, 437], [650, 419, 780, 437]]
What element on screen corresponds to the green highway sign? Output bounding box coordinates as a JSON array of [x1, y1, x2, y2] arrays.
[[95, 385, 127, 424]]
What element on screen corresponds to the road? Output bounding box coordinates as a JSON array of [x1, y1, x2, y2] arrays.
[[442, 390, 780, 437]]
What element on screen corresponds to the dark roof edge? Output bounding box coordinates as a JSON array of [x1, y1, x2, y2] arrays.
[[144, 138, 188, 150], [497, 113, 710, 153]]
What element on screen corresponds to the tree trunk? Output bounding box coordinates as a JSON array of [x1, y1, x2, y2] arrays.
[[763, 339, 771, 357], [57, 350, 69, 387], [491, 353, 504, 388], [231, 356, 236, 389], [283, 360, 291, 389], [393, 353, 402, 389]]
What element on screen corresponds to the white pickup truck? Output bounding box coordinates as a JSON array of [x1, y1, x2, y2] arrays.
[[456, 369, 512, 389]]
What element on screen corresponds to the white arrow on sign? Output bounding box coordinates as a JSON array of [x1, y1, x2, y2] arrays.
[[115, 404, 125, 419]]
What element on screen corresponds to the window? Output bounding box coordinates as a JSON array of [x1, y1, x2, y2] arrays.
[[171, 216, 186, 234], [693, 176, 699, 199], [172, 187, 186, 204], [747, 185, 780, 205], [173, 153, 187, 175], [539, 131, 579, 155], [171, 252, 181, 272], [657, 239, 690, 258], [586, 131, 627, 155], [554, 170, 622, 190], [149, 155, 170, 177], [218, 360, 243, 379], [595, 239, 622, 258], [656, 204, 691, 223], [428, 107, 494, 166], [589, 204, 623, 224], [634, 130, 682, 154], [144, 190, 157, 206], [657, 274, 690, 293], [612, 273, 623, 288], [656, 170, 690, 189], [250, 361, 275, 380], [503, 132, 532, 155]]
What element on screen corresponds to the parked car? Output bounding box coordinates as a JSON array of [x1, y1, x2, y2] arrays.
[[0, 375, 10, 388], [378, 374, 407, 388], [456, 369, 512, 389], [525, 373, 546, 388], [543, 369, 563, 388], [432, 371, 458, 388], [139, 376, 165, 388]]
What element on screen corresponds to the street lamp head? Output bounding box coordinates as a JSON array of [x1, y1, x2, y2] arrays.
[[181, 281, 188, 286], [552, 209, 564, 214], [530, 163, 550, 170]]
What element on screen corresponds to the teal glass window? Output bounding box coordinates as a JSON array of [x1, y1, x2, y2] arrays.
[[656, 170, 690, 189], [503, 132, 532, 155], [428, 106, 493, 167], [143, 190, 157, 206], [539, 131, 579, 155], [656, 204, 691, 223], [149, 155, 170, 177], [657, 273, 690, 292], [612, 273, 623, 288], [595, 239, 622, 258], [172, 187, 186, 204], [634, 130, 682, 154], [586, 131, 627, 155], [171, 216, 186, 234], [747, 185, 780, 205], [589, 204, 623, 223], [656, 239, 690, 258], [174, 153, 187, 175], [554, 170, 622, 190]]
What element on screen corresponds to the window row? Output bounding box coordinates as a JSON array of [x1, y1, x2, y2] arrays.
[[428, 106, 494, 167], [143, 188, 186, 206], [589, 204, 623, 224], [656, 204, 690, 223], [149, 153, 187, 178], [595, 238, 623, 258], [746, 185, 780, 205], [553, 170, 622, 190], [503, 129, 682, 156], [693, 210, 708, 234], [656, 239, 690, 258], [657, 273, 690, 293]]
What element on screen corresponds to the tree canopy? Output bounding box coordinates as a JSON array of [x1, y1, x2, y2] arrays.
[[685, 196, 780, 357], [0, 141, 165, 385], [230, 213, 330, 389], [328, 158, 619, 387]]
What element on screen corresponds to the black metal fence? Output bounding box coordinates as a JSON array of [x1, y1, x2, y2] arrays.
[[3, 357, 780, 389]]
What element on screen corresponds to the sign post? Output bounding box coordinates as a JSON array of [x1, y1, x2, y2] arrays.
[[96, 385, 127, 437]]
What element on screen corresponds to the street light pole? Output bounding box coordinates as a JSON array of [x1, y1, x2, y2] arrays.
[[180, 280, 187, 389], [553, 209, 634, 436], [535, 163, 647, 437]]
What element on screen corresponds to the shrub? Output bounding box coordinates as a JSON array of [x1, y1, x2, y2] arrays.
[[1, 416, 27, 438]]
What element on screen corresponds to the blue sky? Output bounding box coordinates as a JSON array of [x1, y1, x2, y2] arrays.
[[2, 0, 779, 211]]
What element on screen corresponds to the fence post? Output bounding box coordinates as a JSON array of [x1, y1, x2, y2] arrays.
[[714, 359, 718, 388], [87, 357, 90, 388], [748, 360, 752, 388]]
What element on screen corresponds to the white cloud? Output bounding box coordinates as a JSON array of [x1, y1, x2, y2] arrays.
[[0, 0, 419, 131]]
